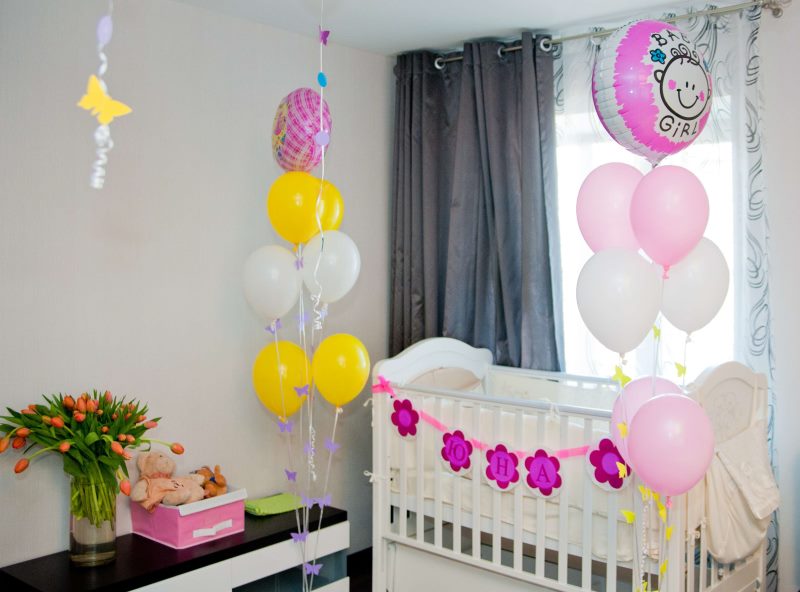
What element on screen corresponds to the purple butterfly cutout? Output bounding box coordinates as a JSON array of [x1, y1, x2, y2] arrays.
[[278, 419, 293, 433], [314, 494, 332, 508], [325, 438, 340, 453], [285, 469, 297, 482], [296, 312, 310, 329], [295, 384, 310, 397], [304, 562, 323, 576], [291, 530, 308, 543], [319, 27, 330, 46], [266, 319, 282, 334], [304, 441, 314, 456], [295, 257, 304, 270], [301, 494, 315, 508]]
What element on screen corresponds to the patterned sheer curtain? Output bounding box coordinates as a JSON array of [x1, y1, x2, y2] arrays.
[[552, 5, 777, 589]]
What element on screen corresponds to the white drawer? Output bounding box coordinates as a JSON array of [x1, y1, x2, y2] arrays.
[[132, 561, 231, 592], [230, 520, 350, 587]]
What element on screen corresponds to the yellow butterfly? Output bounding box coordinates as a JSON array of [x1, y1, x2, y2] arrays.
[[612, 365, 632, 387], [620, 509, 636, 524], [616, 461, 628, 479], [617, 422, 628, 438], [77, 74, 132, 125], [666, 525, 674, 541], [660, 559, 669, 576]]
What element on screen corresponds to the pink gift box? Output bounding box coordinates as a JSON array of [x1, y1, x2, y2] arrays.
[[130, 488, 247, 549]]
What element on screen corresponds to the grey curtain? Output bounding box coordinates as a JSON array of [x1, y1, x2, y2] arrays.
[[390, 32, 563, 370]]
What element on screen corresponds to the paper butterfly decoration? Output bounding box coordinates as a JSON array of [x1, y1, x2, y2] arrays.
[[304, 562, 323, 576], [620, 509, 636, 524], [77, 75, 132, 126]]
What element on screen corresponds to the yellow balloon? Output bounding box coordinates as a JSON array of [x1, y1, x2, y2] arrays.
[[267, 172, 318, 245], [317, 180, 344, 232], [312, 334, 370, 407], [267, 173, 344, 245], [253, 341, 311, 419]]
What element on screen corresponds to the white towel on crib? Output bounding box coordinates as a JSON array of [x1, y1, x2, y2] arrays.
[[705, 420, 779, 563]]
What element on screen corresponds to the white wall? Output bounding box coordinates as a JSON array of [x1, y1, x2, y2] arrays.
[[761, 8, 800, 591], [0, 0, 392, 566]]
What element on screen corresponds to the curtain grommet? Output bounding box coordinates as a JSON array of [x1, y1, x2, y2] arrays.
[[497, 46, 506, 59], [539, 38, 553, 53], [434, 56, 445, 70]]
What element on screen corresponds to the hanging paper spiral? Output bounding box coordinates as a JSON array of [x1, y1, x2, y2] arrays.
[[77, 3, 132, 190]]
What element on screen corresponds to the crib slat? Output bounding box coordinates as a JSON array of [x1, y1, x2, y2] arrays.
[[557, 414, 569, 583], [492, 405, 502, 566], [472, 401, 481, 559], [453, 400, 462, 555], [416, 395, 425, 542], [434, 397, 443, 548], [513, 410, 523, 571], [699, 523, 708, 591], [606, 489, 618, 591], [687, 525, 696, 592], [582, 418, 594, 589], [535, 412, 546, 576], [399, 391, 408, 539]]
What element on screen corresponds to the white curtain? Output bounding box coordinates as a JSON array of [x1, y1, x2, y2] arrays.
[[552, 5, 777, 589]]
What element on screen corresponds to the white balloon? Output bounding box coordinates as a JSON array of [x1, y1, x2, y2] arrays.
[[577, 249, 662, 355], [302, 230, 361, 303], [243, 245, 301, 322], [662, 237, 729, 333]]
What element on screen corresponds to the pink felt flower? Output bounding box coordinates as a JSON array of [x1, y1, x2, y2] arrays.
[[485, 444, 519, 490], [441, 430, 473, 472], [390, 399, 419, 437], [589, 438, 631, 490], [524, 449, 562, 497]]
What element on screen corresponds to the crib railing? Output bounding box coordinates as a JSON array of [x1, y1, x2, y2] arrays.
[[372, 377, 767, 592]]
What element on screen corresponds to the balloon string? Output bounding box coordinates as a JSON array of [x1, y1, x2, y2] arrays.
[[307, 406, 341, 591], [272, 325, 306, 578]]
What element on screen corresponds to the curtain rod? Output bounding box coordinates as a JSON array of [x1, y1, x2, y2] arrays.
[[433, 0, 790, 69]]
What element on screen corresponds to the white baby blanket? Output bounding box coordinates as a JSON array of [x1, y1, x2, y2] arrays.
[[705, 420, 779, 563]]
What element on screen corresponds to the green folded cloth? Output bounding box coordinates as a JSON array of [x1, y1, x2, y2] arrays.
[[245, 493, 303, 516]]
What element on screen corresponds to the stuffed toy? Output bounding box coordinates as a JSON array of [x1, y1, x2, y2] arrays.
[[194, 465, 228, 498], [130, 451, 205, 511]]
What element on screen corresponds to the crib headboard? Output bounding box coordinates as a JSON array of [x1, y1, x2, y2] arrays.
[[688, 360, 768, 445], [372, 337, 493, 386]]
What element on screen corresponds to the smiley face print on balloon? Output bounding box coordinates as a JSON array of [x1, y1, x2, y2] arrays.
[[653, 42, 711, 124], [593, 20, 713, 165]]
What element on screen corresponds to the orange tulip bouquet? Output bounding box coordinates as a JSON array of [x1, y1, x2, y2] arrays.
[[1, 390, 183, 564]]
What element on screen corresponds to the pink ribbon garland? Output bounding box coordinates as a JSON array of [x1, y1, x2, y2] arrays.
[[373, 375, 591, 460]]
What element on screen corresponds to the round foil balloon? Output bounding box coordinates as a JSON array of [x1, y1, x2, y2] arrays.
[[272, 88, 332, 172], [593, 20, 712, 165]]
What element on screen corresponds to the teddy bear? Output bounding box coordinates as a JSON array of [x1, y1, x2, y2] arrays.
[[130, 451, 205, 512], [193, 465, 228, 498]]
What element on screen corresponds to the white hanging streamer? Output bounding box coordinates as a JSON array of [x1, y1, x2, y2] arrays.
[[90, 1, 115, 190]]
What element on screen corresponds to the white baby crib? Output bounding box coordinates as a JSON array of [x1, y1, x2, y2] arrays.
[[370, 338, 772, 592]]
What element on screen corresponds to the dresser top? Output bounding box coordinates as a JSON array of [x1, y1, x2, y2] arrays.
[[0, 507, 347, 592]]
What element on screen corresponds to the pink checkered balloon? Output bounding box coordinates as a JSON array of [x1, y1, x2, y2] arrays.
[[272, 88, 331, 172]]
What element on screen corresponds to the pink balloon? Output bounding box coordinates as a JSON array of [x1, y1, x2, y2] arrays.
[[272, 88, 332, 172], [628, 394, 714, 496], [611, 376, 682, 462], [576, 163, 643, 252], [630, 166, 709, 275]]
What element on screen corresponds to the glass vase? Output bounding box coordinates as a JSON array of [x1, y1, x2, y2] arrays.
[[69, 476, 117, 566]]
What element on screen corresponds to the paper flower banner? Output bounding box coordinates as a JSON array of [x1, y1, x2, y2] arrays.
[[77, 4, 132, 190], [375, 375, 636, 495]]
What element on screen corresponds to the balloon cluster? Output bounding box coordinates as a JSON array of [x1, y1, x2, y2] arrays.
[[580, 20, 724, 498], [243, 88, 369, 416], [576, 163, 729, 355], [610, 377, 713, 497]]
